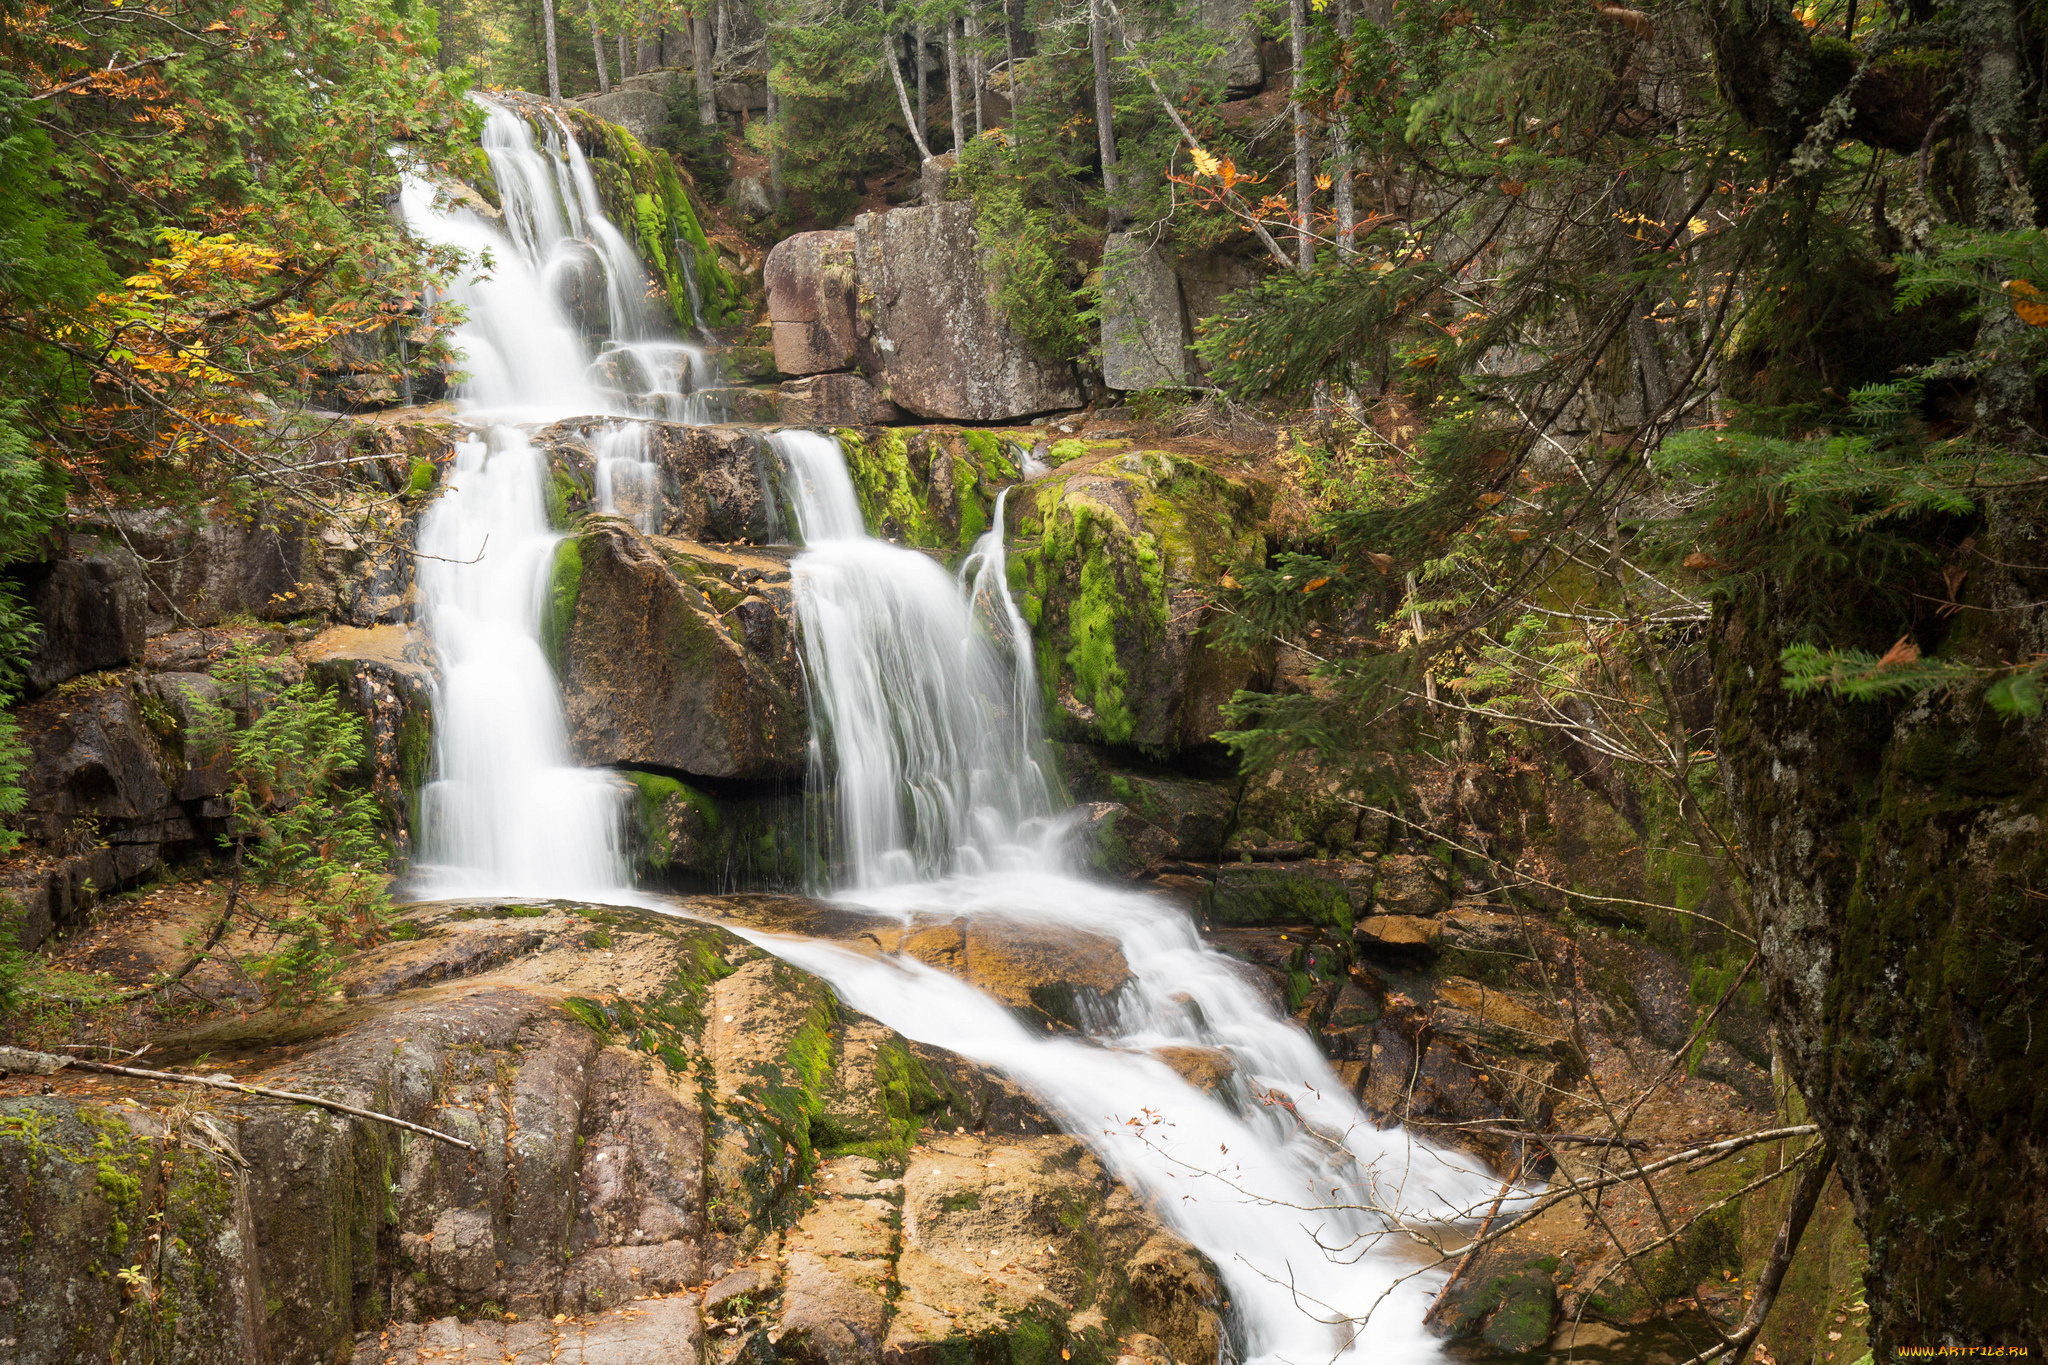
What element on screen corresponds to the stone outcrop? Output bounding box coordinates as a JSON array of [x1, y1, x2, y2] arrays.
[[550, 517, 806, 781], [2, 622, 436, 948], [1101, 236, 1190, 392], [764, 230, 860, 376], [852, 203, 1080, 422], [0, 897, 1223, 1365]]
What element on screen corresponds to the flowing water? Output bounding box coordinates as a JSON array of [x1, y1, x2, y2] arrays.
[[401, 101, 1505, 1365], [766, 430, 1508, 1365]]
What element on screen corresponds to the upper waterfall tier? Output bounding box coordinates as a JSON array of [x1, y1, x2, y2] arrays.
[[399, 98, 708, 423]]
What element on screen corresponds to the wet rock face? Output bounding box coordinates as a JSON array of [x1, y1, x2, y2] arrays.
[[16, 556, 147, 692], [0, 899, 1223, 1365], [536, 420, 785, 545], [852, 203, 1080, 422], [765, 230, 860, 377], [552, 518, 806, 781]]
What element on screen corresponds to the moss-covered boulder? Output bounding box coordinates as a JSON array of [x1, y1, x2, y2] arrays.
[[831, 425, 1020, 556], [1008, 446, 1271, 756], [550, 517, 806, 781]]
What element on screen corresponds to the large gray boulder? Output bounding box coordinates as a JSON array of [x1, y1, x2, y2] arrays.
[[1200, 0, 1267, 93], [573, 88, 669, 142], [852, 202, 1080, 422], [1102, 234, 1191, 391], [551, 517, 806, 781], [764, 230, 860, 376]]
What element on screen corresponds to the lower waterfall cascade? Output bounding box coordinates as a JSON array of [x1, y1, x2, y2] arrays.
[[402, 99, 1507, 1365]]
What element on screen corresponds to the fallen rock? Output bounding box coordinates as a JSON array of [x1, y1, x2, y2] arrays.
[[852, 202, 1080, 422], [1355, 914, 1443, 954], [1200, 861, 1352, 931]]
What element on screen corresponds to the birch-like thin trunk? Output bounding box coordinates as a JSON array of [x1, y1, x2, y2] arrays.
[[967, 14, 984, 138], [1289, 0, 1313, 271], [1090, 0, 1120, 227], [945, 19, 965, 153], [589, 5, 609, 91], [1332, 0, 1355, 256], [693, 10, 716, 127], [539, 0, 562, 100], [916, 24, 929, 138], [885, 29, 934, 161], [1003, 0, 1019, 114]]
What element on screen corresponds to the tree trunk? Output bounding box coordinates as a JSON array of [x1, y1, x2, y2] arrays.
[[945, 19, 965, 153], [1289, 0, 1313, 271], [539, 0, 562, 100], [1090, 0, 1120, 228], [766, 32, 784, 207], [619, 32, 629, 77], [886, 28, 934, 161], [589, 5, 609, 91], [693, 9, 716, 127], [1332, 0, 1354, 256], [916, 23, 929, 139], [1004, 0, 1019, 114], [968, 14, 984, 138]]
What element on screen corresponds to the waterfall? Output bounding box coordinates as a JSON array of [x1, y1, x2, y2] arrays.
[[770, 431, 1507, 1364], [399, 98, 682, 897], [775, 430, 1058, 885], [398, 98, 1505, 1361]]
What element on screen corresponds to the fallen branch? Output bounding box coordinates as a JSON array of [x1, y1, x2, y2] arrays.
[[1, 1051, 477, 1152], [1451, 1125, 1652, 1150], [1673, 1141, 1835, 1365], [1425, 1157, 1523, 1325]]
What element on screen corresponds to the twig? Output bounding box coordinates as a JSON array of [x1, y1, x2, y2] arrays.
[[36, 1055, 477, 1151], [1450, 1126, 1651, 1149], [1424, 1157, 1522, 1324], [28, 52, 183, 101]]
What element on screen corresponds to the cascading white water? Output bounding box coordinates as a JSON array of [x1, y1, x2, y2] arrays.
[[397, 98, 685, 898], [589, 421, 663, 533], [400, 97, 1505, 1360], [775, 431, 1059, 885], [773, 430, 1508, 1364], [411, 428, 633, 898]]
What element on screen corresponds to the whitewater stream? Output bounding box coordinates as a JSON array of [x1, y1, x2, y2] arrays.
[[401, 97, 1507, 1365]]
